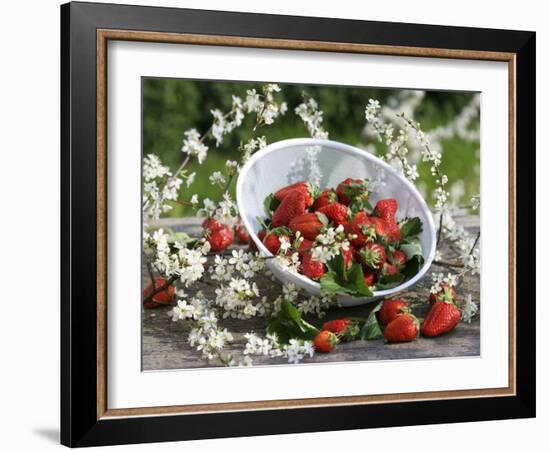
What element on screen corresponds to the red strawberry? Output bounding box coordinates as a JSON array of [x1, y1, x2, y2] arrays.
[[336, 178, 369, 206], [378, 298, 409, 325], [250, 229, 267, 252], [274, 181, 316, 208], [297, 238, 314, 260], [421, 300, 461, 337], [359, 242, 387, 270], [202, 217, 224, 231], [263, 229, 290, 255], [289, 213, 325, 240], [429, 283, 457, 306], [390, 249, 407, 267], [301, 252, 326, 280], [322, 319, 350, 334], [342, 246, 356, 270], [381, 262, 400, 277], [205, 222, 233, 252], [317, 203, 349, 226], [143, 277, 175, 309], [384, 313, 419, 342], [313, 188, 338, 210], [272, 189, 307, 227], [322, 319, 359, 341], [233, 221, 250, 244], [344, 212, 375, 247], [364, 270, 376, 286], [374, 198, 398, 221], [313, 330, 338, 353], [384, 221, 401, 242]]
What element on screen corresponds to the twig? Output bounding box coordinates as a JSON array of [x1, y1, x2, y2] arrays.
[[468, 232, 480, 256], [433, 260, 464, 269]]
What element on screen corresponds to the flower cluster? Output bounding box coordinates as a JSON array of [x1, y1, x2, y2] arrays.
[[295, 97, 329, 139], [181, 129, 209, 164], [210, 95, 245, 147], [245, 84, 288, 127], [243, 333, 315, 364], [310, 225, 350, 264], [142, 154, 184, 220]]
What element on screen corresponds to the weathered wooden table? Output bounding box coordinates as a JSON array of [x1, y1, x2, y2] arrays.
[[142, 216, 480, 370]]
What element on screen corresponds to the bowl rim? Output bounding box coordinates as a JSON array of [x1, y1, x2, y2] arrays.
[[236, 137, 437, 298]]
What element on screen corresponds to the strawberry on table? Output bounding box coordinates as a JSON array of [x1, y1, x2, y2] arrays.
[[384, 313, 419, 343], [313, 330, 339, 353], [233, 220, 250, 244], [300, 252, 326, 280], [429, 283, 457, 305], [289, 212, 326, 240], [421, 299, 461, 337], [274, 181, 317, 208], [322, 319, 360, 341], [378, 298, 409, 325], [143, 277, 175, 309], [313, 188, 338, 210], [317, 203, 349, 226], [203, 218, 233, 252], [272, 189, 307, 227]]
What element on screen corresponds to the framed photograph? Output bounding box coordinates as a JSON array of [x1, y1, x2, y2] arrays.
[[61, 1, 535, 447]]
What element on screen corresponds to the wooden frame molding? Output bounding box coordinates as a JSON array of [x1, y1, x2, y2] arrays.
[[96, 29, 517, 420]]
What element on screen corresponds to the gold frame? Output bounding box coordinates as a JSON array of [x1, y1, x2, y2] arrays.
[[96, 29, 516, 420]]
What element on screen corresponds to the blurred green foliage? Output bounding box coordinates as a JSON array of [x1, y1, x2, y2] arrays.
[[143, 78, 479, 217]]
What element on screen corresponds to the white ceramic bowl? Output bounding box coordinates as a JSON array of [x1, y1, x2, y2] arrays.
[[236, 138, 436, 306]]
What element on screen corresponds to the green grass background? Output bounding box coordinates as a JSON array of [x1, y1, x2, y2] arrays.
[[143, 78, 480, 217]]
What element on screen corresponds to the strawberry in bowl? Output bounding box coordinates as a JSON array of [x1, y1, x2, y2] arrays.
[[235, 138, 436, 306]]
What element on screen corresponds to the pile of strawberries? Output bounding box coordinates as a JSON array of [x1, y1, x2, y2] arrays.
[[313, 284, 462, 352], [259, 178, 421, 289]]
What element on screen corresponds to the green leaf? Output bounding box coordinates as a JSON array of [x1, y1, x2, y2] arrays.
[[359, 302, 383, 340], [399, 217, 423, 240], [320, 271, 343, 295], [166, 231, 193, 244], [320, 261, 373, 298], [347, 263, 374, 297], [263, 193, 280, 218], [327, 253, 347, 280], [266, 300, 319, 344], [399, 240, 424, 260], [400, 254, 424, 279], [375, 273, 405, 290]]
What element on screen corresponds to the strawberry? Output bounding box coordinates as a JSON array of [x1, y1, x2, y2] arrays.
[[313, 188, 338, 210], [297, 238, 314, 260], [378, 298, 410, 325], [250, 229, 266, 252], [263, 229, 290, 255], [389, 249, 407, 268], [342, 246, 356, 270], [421, 300, 461, 337], [429, 283, 457, 306], [301, 252, 326, 280], [384, 313, 419, 342], [204, 220, 233, 252], [233, 220, 250, 244], [274, 181, 316, 208], [336, 178, 369, 206], [289, 212, 325, 240], [374, 198, 398, 222], [364, 270, 376, 286], [143, 277, 175, 309], [381, 262, 400, 277], [344, 212, 375, 247], [313, 330, 338, 353], [317, 203, 349, 226], [202, 217, 224, 232], [272, 189, 307, 227], [358, 242, 387, 270], [322, 319, 359, 341], [384, 221, 401, 242]]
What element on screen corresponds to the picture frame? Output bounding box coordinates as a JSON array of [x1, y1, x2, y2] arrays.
[[60, 1, 536, 447]]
